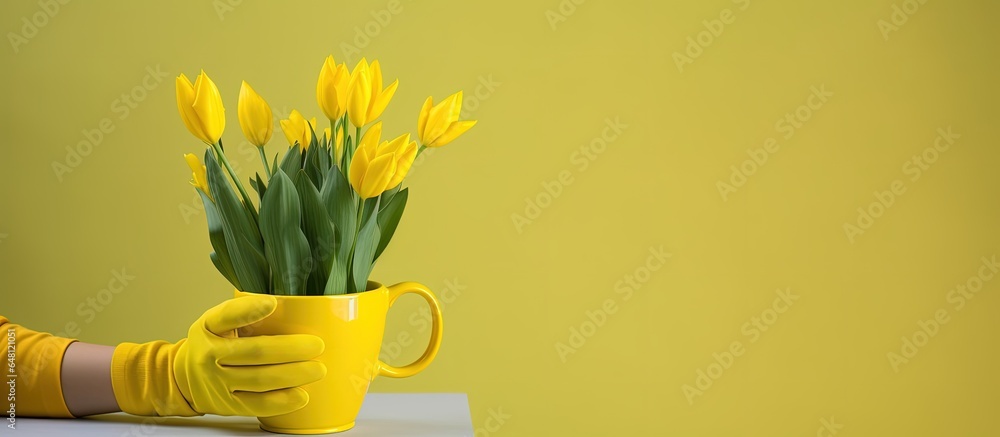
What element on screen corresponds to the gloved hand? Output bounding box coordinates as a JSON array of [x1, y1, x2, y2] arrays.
[[111, 294, 327, 417]]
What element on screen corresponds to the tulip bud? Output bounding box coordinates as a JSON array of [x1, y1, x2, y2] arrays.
[[238, 81, 273, 147], [346, 58, 398, 128], [317, 55, 349, 121], [176, 70, 226, 145]]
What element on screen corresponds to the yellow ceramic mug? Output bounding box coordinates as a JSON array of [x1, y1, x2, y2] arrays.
[[234, 281, 444, 434]]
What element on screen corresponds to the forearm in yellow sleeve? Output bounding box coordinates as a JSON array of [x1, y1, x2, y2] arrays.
[[2, 316, 77, 418]]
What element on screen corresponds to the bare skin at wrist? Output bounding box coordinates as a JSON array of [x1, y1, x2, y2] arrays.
[[60, 342, 120, 416]]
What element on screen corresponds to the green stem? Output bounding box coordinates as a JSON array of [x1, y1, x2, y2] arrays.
[[257, 146, 272, 179], [328, 120, 338, 166], [340, 115, 349, 168], [212, 140, 258, 221], [355, 197, 365, 232], [417, 144, 427, 157]]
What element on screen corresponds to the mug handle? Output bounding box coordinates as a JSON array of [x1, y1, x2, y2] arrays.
[[377, 282, 444, 378]]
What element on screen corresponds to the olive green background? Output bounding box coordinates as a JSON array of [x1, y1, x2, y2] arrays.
[[2, 0, 999, 435]]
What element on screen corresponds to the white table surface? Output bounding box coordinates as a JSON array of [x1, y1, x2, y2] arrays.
[[6, 393, 472, 436]]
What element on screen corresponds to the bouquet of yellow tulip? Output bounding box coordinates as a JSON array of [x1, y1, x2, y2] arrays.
[[177, 56, 475, 295]]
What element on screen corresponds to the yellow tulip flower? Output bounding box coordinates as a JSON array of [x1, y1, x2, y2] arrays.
[[183, 153, 210, 198], [418, 91, 477, 148], [355, 121, 383, 154], [347, 60, 372, 127], [280, 110, 317, 151], [385, 134, 417, 189], [317, 55, 350, 121], [176, 71, 226, 145], [346, 58, 398, 127], [348, 122, 416, 199], [237, 81, 273, 147]]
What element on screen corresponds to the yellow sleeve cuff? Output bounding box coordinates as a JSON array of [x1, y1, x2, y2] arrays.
[[2, 316, 76, 418], [110, 340, 200, 417]]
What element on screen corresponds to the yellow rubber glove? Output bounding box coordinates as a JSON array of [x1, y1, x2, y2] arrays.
[[111, 294, 327, 417]]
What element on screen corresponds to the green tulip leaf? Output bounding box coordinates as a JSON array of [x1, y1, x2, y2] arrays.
[[306, 122, 320, 151], [196, 189, 241, 290], [259, 169, 311, 295], [325, 254, 349, 295], [248, 177, 260, 197], [280, 146, 303, 176], [351, 199, 380, 293], [303, 140, 325, 189], [374, 188, 407, 262], [209, 252, 238, 289], [320, 167, 356, 294], [249, 173, 267, 202], [379, 185, 400, 206], [362, 194, 378, 219], [320, 167, 357, 265], [293, 171, 336, 296], [205, 150, 268, 293], [317, 136, 331, 170]]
